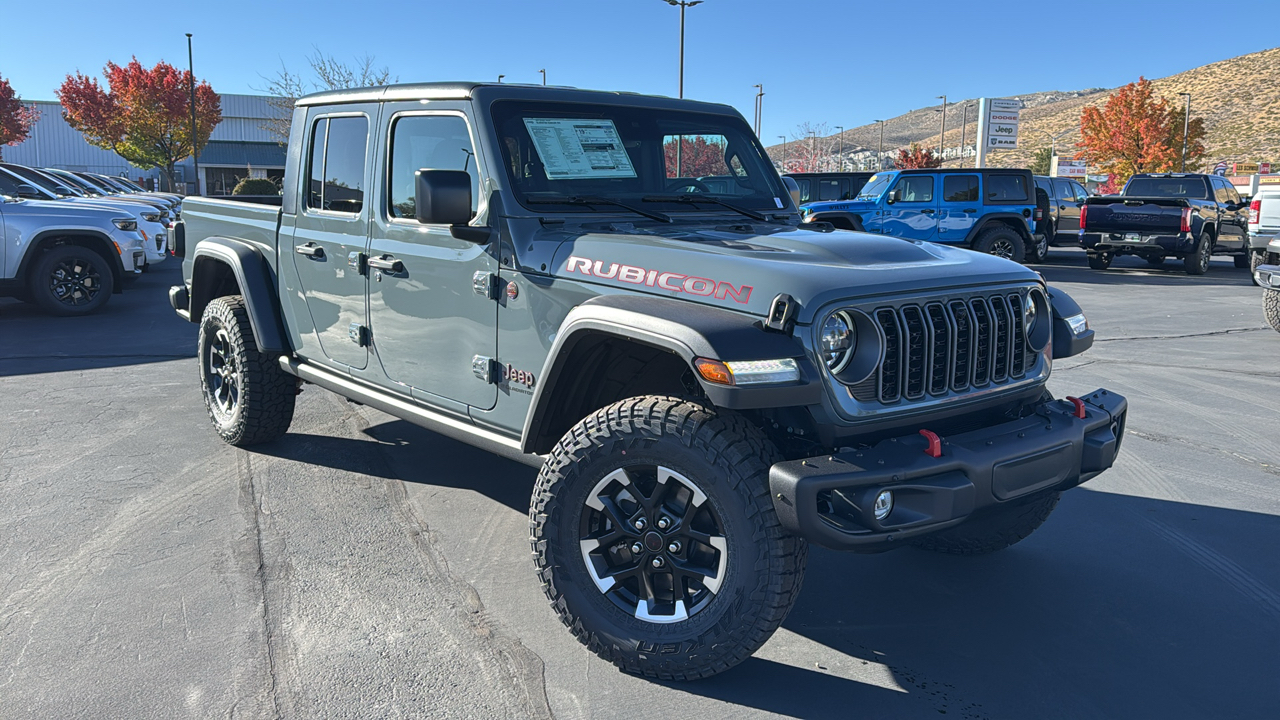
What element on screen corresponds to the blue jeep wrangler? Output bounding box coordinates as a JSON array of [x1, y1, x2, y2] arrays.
[[800, 168, 1039, 263]]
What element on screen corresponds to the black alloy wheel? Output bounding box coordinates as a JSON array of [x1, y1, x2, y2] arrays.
[[30, 245, 114, 316], [204, 327, 241, 422], [579, 464, 727, 624], [1184, 231, 1212, 275]]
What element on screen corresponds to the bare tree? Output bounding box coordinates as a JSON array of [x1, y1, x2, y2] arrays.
[[256, 48, 397, 143]]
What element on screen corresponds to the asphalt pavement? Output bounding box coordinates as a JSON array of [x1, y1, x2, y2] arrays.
[[2, 249, 1277, 719]]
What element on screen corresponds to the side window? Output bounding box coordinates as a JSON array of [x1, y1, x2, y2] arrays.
[[893, 175, 934, 203], [306, 115, 369, 214], [798, 179, 812, 203], [388, 115, 479, 220], [942, 175, 978, 202], [839, 179, 854, 200], [984, 174, 1030, 203], [1055, 180, 1075, 200], [818, 179, 841, 201], [1225, 184, 1242, 205], [0, 172, 22, 196]]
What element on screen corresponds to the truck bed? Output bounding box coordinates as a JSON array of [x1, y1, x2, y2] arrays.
[[1082, 196, 1189, 235], [179, 196, 283, 270]]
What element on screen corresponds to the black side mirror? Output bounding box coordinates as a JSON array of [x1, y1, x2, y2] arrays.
[[886, 189, 899, 204], [414, 169, 489, 243], [16, 184, 40, 199]]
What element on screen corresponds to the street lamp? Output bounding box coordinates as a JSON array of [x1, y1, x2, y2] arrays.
[[959, 103, 971, 167], [539, 69, 546, 86], [875, 120, 885, 171], [753, 84, 764, 136], [807, 130, 817, 173], [662, 0, 703, 98], [1178, 92, 1191, 172], [186, 33, 199, 196], [936, 95, 947, 164], [1036, 129, 1072, 173], [778, 135, 787, 171], [835, 126, 844, 171], [497, 74, 505, 83]]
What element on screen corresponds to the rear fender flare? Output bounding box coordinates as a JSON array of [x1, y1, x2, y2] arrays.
[[519, 294, 824, 453], [965, 214, 1033, 245], [189, 238, 289, 353]]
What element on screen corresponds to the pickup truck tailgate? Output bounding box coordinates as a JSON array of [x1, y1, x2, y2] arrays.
[[1083, 196, 1188, 234]]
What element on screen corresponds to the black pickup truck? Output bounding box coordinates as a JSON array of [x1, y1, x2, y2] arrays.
[[1080, 173, 1250, 274]]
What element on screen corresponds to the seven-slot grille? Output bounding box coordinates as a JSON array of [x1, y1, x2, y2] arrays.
[[858, 292, 1035, 404]]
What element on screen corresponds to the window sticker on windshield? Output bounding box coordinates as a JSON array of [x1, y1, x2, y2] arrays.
[[523, 118, 637, 180]]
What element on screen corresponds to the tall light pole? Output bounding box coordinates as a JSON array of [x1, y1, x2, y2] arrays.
[[186, 33, 200, 196], [1178, 92, 1191, 172], [663, 0, 703, 98], [936, 95, 947, 164], [835, 126, 844, 171], [807, 130, 817, 172], [753, 84, 764, 136], [875, 120, 885, 171], [1036, 129, 1072, 174], [960, 103, 970, 167], [778, 135, 787, 172], [539, 69, 546, 86]]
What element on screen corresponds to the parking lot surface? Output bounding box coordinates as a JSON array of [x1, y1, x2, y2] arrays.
[[2, 249, 1278, 719]]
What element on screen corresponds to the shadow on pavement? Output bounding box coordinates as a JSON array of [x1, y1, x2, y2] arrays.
[[0, 262, 195, 376], [1031, 251, 1256, 288]]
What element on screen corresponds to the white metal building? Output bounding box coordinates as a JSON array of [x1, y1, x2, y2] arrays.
[[1, 93, 286, 196]]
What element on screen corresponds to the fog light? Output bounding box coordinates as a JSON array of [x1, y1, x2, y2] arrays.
[[873, 490, 893, 521]]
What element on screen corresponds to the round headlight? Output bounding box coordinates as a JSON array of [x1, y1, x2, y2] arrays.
[[820, 312, 855, 372], [1024, 291, 1038, 329]]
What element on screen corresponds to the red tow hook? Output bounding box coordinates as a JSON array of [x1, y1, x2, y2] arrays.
[[1066, 397, 1087, 419], [919, 429, 942, 458]]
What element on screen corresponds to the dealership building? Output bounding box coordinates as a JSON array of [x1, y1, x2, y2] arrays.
[[2, 93, 285, 196]]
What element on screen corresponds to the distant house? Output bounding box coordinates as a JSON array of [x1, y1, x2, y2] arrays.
[[3, 93, 285, 196]]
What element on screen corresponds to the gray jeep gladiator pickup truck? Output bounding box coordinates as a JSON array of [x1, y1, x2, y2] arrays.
[[169, 82, 1127, 681]]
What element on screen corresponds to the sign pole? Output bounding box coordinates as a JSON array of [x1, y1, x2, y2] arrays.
[[975, 98, 989, 169]]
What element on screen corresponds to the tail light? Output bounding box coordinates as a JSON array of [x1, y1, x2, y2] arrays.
[[1180, 207, 1192, 233], [1079, 204, 1088, 230], [1250, 199, 1261, 224], [1034, 207, 1043, 222]]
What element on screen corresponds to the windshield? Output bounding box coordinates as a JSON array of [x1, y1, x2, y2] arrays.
[[43, 169, 97, 194], [72, 172, 115, 194], [1, 165, 76, 196], [91, 174, 130, 192], [1124, 176, 1207, 199], [855, 173, 894, 201], [490, 100, 787, 215], [114, 176, 145, 192]]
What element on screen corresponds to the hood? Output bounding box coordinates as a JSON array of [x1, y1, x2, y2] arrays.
[[545, 221, 1039, 323], [3, 198, 133, 223], [802, 199, 878, 214]]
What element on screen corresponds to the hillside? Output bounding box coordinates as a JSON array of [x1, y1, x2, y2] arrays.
[[770, 46, 1280, 172]]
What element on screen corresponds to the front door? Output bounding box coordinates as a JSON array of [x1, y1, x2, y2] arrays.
[[937, 174, 980, 243], [290, 109, 377, 370], [1053, 179, 1082, 235], [883, 174, 938, 241], [366, 106, 498, 409]]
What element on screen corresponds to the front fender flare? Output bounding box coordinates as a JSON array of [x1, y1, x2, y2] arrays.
[[804, 211, 865, 231], [189, 238, 289, 354], [520, 294, 825, 453]]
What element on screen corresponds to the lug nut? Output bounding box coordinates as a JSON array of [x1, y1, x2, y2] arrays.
[[657, 517, 671, 530], [630, 542, 643, 554], [633, 518, 646, 531], [651, 557, 665, 569], [668, 541, 682, 553]]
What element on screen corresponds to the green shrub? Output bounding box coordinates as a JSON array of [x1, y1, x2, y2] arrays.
[[231, 177, 280, 196]]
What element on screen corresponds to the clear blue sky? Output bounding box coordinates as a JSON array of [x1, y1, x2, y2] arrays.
[[3, 0, 1277, 143]]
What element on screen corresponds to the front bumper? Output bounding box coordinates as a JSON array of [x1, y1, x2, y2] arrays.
[[769, 389, 1127, 551], [1255, 264, 1280, 289]]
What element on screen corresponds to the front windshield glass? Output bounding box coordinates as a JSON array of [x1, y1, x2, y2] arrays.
[[114, 176, 145, 192], [2, 165, 75, 196], [1124, 177, 1207, 199], [855, 173, 893, 200], [92, 174, 130, 192], [490, 100, 787, 215], [45, 169, 97, 194], [73, 172, 115, 194]]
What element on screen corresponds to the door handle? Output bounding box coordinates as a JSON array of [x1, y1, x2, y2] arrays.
[[921, 209, 935, 214], [963, 208, 977, 213], [367, 255, 405, 273], [294, 242, 324, 258]]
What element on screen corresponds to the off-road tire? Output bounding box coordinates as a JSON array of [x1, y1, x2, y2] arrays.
[[1184, 231, 1212, 275], [1248, 251, 1265, 285], [911, 491, 1061, 556], [1088, 252, 1114, 270], [1026, 233, 1049, 263], [972, 226, 1026, 263], [30, 244, 114, 316], [1264, 289, 1280, 334], [530, 396, 807, 680], [197, 295, 296, 446], [1235, 253, 1251, 269]]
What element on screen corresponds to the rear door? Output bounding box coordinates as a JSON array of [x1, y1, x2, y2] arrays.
[[936, 174, 980, 243], [289, 108, 377, 370], [1052, 178, 1082, 235], [1214, 177, 1248, 248], [883, 173, 938, 241]]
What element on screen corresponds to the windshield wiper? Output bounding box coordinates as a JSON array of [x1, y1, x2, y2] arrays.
[[525, 195, 671, 223], [641, 194, 770, 222]]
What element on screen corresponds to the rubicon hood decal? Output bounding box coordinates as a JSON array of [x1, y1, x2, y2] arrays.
[[565, 255, 753, 304]]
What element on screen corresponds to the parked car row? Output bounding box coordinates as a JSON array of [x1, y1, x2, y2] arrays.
[[0, 164, 183, 315]]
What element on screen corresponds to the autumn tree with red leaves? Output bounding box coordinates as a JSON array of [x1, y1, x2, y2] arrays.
[[0, 73, 40, 161], [58, 58, 221, 192], [1077, 77, 1204, 184], [895, 143, 943, 169], [664, 135, 730, 178]]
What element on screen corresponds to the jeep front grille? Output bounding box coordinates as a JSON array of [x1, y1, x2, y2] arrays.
[[854, 292, 1038, 406]]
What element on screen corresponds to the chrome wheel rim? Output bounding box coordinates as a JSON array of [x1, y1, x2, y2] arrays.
[[578, 465, 728, 624], [49, 256, 102, 306], [205, 328, 240, 418]]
